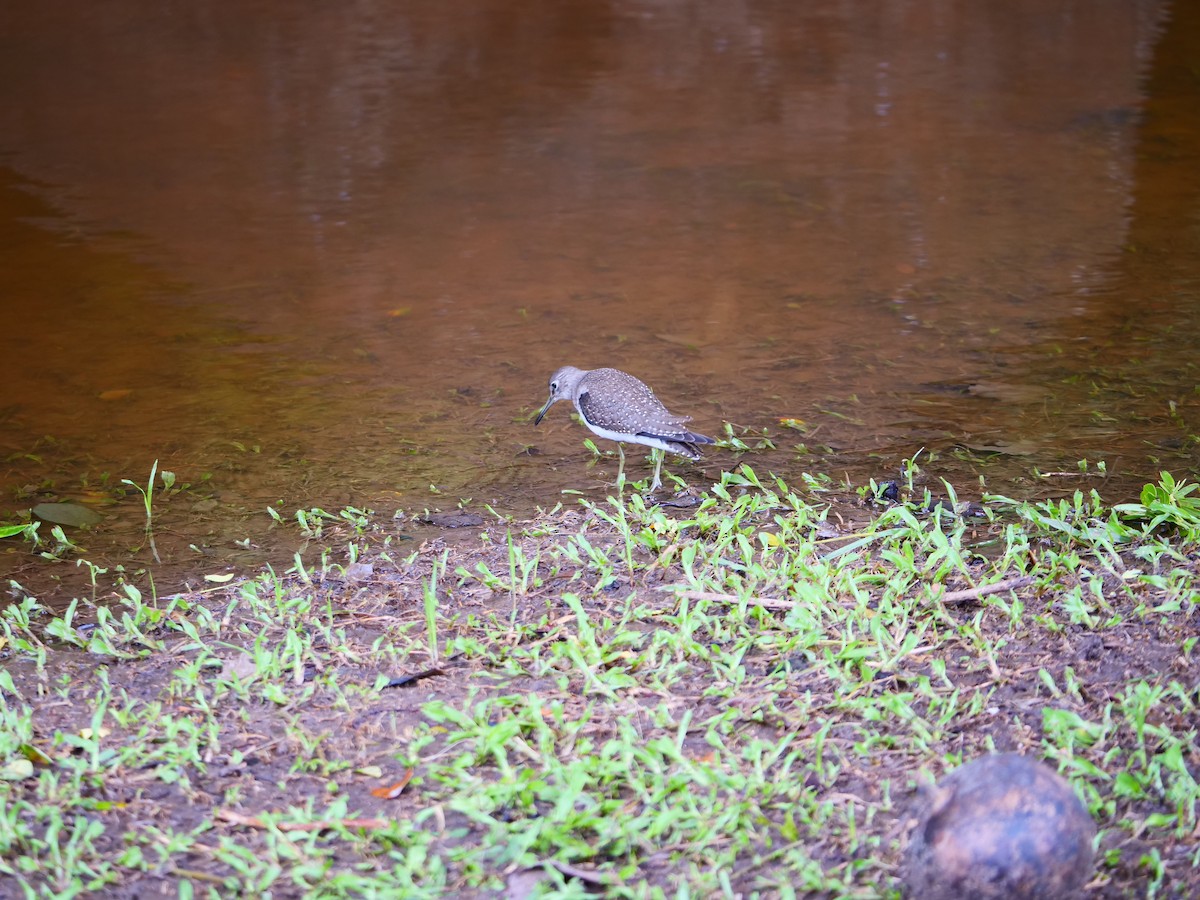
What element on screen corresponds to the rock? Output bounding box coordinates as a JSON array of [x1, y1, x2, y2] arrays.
[[904, 753, 1095, 900]]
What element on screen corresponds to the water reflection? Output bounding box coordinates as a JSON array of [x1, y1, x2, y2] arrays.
[[1, 0, 1195, 600]]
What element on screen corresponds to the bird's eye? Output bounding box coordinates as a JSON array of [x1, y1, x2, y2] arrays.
[[550, 381, 558, 391]]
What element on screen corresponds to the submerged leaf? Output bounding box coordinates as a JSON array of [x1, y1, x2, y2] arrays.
[[31, 503, 102, 527]]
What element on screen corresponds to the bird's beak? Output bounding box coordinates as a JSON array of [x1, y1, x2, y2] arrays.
[[534, 395, 555, 426]]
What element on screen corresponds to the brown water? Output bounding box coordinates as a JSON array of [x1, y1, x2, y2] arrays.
[[2, 0, 1198, 601]]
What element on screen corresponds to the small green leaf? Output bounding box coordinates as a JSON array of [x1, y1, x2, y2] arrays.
[[1113, 771, 1144, 798]]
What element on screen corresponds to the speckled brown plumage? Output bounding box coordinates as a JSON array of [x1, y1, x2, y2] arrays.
[[534, 365, 714, 490]]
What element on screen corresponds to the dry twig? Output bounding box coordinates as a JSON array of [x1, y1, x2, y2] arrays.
[[939, 576, 1035, 605]]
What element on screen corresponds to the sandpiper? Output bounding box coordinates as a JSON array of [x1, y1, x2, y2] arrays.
[[534, 365, 715, 491]]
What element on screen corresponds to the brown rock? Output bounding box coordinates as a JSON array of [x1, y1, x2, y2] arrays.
[[904, 753, 1095, 900]]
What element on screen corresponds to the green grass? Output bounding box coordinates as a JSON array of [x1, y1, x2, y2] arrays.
[[1, 465, 1198, 897]]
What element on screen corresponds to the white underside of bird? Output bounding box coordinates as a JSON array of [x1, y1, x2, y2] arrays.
[[535, 365, 715, 492]]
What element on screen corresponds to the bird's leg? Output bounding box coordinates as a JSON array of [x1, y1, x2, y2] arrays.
[[649, 449, 663, 493], [616, 443, 626, 489]]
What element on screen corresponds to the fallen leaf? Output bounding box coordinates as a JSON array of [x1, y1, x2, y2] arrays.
[[31, 503, 102, 527], [381, 668, 444, 689], [0, 759, 34, 780], [371, 769, 414, 800], [356, 766, 383, 779], [19, 744, 52, 767], [204, 573, 236, 584], [214, 809, 265, 828], [218, 653, 257, 682], [545, 859, 617, 886], [653, 333, 704, 350], [214, 808, 391, 832], [505, 869, 546, 900], [505, 859, 618, 898], [342, 562, 374, 582], [417, 511, 483, 528], [965, 381, 1051, 403], [959, 441, 1040, 457]]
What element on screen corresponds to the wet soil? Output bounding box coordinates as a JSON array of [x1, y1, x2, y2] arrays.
[[4, 493, 1198, 897]]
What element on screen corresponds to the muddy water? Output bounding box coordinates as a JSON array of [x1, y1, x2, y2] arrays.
[[2, 0, 1197, 601]]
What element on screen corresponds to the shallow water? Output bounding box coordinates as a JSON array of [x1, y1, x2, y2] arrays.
[[2, 0, 1197, 600]]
